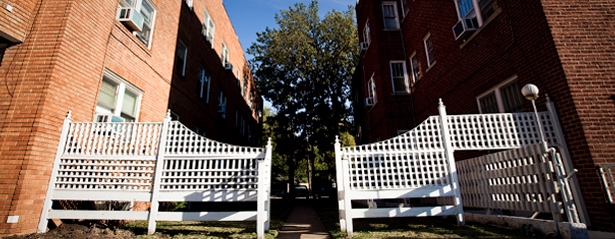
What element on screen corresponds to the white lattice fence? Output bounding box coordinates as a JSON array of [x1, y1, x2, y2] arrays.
[[39, 113, 272, 238], [335, 103, 464, 237], [457, 143, 558, 215], [335, 99, 584, 236]]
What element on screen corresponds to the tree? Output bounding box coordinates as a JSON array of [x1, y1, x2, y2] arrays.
[[249, 0, 358, 188]]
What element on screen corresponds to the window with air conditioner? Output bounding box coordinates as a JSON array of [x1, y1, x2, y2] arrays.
[[409, 52, 420, 83], [452, 0, 498, 39], [476, 76, 524, 113], [423, 33, 435, 68], [175, 40, 188, 77], [203, 8, 215, 47], [365, 75, 377, 107], [382, 2, 399, 29], [96, 70, 142, 122], [117, 0, 156, 47], [197, 66, 210, 103], [390, 61, 409, 94], [361, 20, 371, 52]]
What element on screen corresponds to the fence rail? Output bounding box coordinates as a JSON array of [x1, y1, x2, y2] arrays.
[[39, 112, 272, 238]]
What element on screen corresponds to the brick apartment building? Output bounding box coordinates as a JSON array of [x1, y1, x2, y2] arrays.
[[354, 0, 615, 233], [0, 0, 261, 235]]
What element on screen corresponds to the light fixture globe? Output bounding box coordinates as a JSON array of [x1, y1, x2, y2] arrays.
[[521, 84, 539, 100]]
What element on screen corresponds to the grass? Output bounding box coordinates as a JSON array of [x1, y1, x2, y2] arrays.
[[119, 198, 542, 238], [311, 198, 542, 239]]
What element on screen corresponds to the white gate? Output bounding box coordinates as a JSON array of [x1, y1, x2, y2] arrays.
[[335, 98, 583, 236], [38, 112, 272, 239]]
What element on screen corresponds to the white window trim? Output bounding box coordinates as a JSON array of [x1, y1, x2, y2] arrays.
[[198, 66, 210, 103], [95, 69, 143, 122], [409, 52, 420, 84], [382, 2, 400, 30], [221, 42, 229, 66], [177, 40, 188, 76], [389, 60, 409, 94], [367, 74, 377, 105], [204, 8, 215, 47], [476, 75, 520, 113], [423, 33, 436, 68], [363, 20, 371, 45]]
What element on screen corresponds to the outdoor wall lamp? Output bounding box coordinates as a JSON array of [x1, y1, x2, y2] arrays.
[[521, 83, 546, 143]]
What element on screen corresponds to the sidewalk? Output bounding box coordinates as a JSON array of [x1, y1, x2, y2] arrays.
[[276, 203, 331, 239]]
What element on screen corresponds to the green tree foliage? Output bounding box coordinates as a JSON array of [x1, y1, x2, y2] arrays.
[[250, 0, 358, 187]]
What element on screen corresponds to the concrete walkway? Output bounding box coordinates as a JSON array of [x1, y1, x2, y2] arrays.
[[276, 203, 331, 239]]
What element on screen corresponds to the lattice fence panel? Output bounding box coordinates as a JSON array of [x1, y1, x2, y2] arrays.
[[54, 158, 155, 191], [447, 112, 559, 150], [345, 150, 450, 190], [64, 122, 163, 156], [457, 143, 557, 213], [165, 122, 264, 155], [160, 158, 258, 190]]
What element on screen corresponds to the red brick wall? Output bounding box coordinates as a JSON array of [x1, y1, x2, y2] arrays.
[[0, 0, 178, 235], [0, 0, 37, 42], [541, 0, 615, 231]]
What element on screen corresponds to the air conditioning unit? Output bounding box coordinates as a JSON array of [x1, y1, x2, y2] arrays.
[[364, 97, 374, 107], [359, 42, 368, 52], [95, 114, 125, 123], [452, 17, 478, 40], [116, 7, 145, 32], [224, 62, 233, 71]]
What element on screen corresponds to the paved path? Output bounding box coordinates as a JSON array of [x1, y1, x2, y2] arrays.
[[276, 203, 331, 239]]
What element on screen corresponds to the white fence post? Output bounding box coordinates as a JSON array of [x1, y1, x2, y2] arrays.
[[147, 112, 171, 235], [38, 111, 73, 233], [334, 136, 348, 233], [256, 138, 272, 239], [438, 99, 465, 226], [545, 95, 588, 224]]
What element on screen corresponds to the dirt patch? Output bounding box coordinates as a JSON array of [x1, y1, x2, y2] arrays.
[[3, 223, 137, 239]]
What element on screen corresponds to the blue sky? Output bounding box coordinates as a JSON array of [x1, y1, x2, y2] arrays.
[[223, 0, 357, 58]]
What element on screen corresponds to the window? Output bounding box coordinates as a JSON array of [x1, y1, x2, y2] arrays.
[[249, 91, 254, 109], [477, 77, 524, 113], [423, 34, 435, 67], [366, 74, 377, 106], [197, 66, 210, 103], [382, 2, 399, 29], [119, 0, 156, 47], [409, 53, 420, 83], [184, 0, 193, 9], [218, 91, 227, 118], [96, 70, 142, 122], [363, 21, 371, 45], [203, 8, 215, 46], [221, 42, 229, 67], [455, 0, 498, 27], [390, 61, 409, 93], [175, 40, 187, 76]]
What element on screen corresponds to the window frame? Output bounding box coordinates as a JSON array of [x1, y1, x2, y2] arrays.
[[389, 60, 410, 94], [119, 0, 157, 48], [95, 69, 143, 122], [409, 52, 420, 84], [221, 42, 229, 66], [382, 2, 400, 30], [363, 20, 371, 45], [203, 8, 215, 47], [175, 40, 188, 77], [423, 33, 436, 68], [367, 74, 377, 105], [476, 76, 525, 114], [197, 66, 211, 103], [454, 0, 498, 28]]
